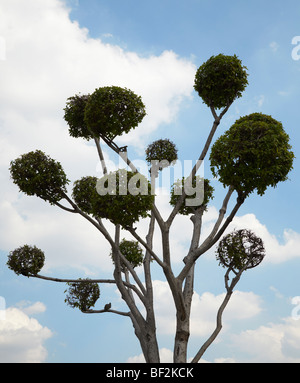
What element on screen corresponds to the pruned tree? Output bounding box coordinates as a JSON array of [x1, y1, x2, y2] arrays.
[[8, 54, 294, 363]]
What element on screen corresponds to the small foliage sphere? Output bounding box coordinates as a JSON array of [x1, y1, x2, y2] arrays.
[[9, 150, 69, 204], [145, 139, 178, 168], [65, 279, 100, 312], [194, 54, 248, 109], [84, 86, 146, 139], [7, 245, 45, 276], [170, 177, 214, 215], [216, 229, 265, 271], [64, 94, 92, 140]]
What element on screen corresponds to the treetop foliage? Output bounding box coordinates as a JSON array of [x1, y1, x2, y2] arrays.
[[194, 53, 248, 109], [111, 239, 144, 271], [145, 138, 178, 168], [9, 150, 69, 204], [64, 86, 146, 141], [64, 94, 92, 140], [210, 112, 295, 197], [7, 245, 45, 276], [170, 177, 214, 215], [64, 279, 100, 312], [216, 229, 265, 272], [72, 170, 154, 228]]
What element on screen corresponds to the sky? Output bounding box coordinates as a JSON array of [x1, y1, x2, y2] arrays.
[[0, 0, 300, 363]]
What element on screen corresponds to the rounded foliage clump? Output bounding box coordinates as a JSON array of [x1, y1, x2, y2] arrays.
[[7, 245, 45, 276], [194, 54, 248, 109], [72, 176, 98, 215], [64, 279, 100, 312], [9, 150, 69, 204], [216, 229, 265, 271], [170, 177, 214, 215], [145, 139, 178, 169], [95, 169, 154, 227], [111, 239, 144, 271], [72, 171, 154, 227], [210, 113, 295, 197], [119, 239, 144, 268], [84, 86, 146, 140], [64, 94, 92, 140]]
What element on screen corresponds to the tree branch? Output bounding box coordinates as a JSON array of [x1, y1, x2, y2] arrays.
[[28, 273, 138, 291], [94, 136, 108, 175], [177, 193, 243, 283], [83, 308, 130, 317], [54, 201, 77, 213], [191, 263, 246, 363], [167, 119, 220, 228], [167, 102, 233, 228], [100, 135, 165, 229], [126, 226, 165, 269]]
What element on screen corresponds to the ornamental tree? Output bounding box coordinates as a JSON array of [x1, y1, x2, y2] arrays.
[[8, 54, 294, 363]]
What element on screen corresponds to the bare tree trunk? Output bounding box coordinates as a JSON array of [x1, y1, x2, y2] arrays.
[[173, 265, 195, 363], [173, 211, 202, 363], [131, 315, 160, 363]]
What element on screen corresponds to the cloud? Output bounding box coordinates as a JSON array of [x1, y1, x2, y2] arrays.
[[0, 305, 53, 362], [231, 316, 300, 362], [0, 0, 195, 152], [16, 301, 47, 316]]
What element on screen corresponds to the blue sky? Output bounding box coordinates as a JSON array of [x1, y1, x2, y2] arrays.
[[0, 0, 300, 363]]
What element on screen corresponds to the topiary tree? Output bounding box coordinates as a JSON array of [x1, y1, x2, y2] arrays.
[[8, 56, 294, 363]]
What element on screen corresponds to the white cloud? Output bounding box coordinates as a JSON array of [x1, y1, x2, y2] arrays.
[[231, 316, 300, 362], [0, 305, 53, 362], [16, 301, 47, 316]]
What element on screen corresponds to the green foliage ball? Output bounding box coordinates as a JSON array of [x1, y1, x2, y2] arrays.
[[145, 139, 178, 168], [72, 176, 98, 215], [216, 229, 265, 271], [72, 171, 154, 227], [84, 86, 146, 140], [7, 245, 45, 276], [9, 150, 69, 204], [170, 177, 214, 215], [194, 54, 248, 109], [64, 94, 93, 140], [65, 279, 100, 312], [94, 169, 154, 227], [210, 113, 295, 197], [111, 239, 144, 271], [119, 239, 144, 268]]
